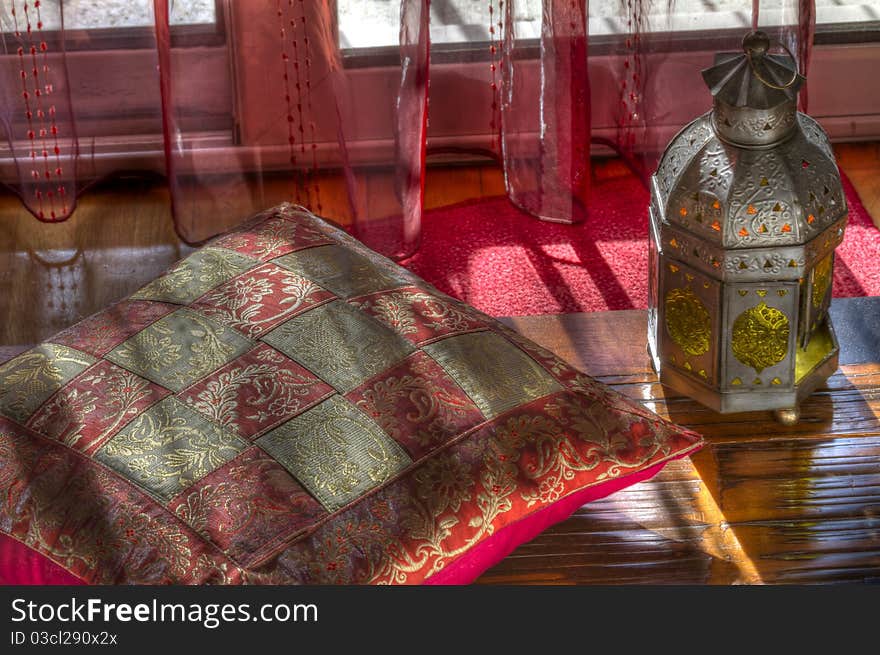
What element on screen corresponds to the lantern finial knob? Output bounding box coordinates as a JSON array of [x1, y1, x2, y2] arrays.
[[701, 29, 805, 146], [742, 31, 770, 59]]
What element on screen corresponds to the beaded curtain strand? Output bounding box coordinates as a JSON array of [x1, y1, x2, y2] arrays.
[[298, 0, 322, 213], [277, 0, 304, 205], [11, 0, 65, 220]]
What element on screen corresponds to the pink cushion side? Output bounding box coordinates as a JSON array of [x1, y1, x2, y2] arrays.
[[0, 532, 85, 585], [424, 457, 674, 585]]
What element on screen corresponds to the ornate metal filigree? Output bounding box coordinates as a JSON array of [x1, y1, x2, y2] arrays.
[[664, 287, 712, 356], [798, 113, 835, 160], [713, 100, 797, 146], [723, 251, 791, 276], [731, 302, 790, 373], [648, 35, 845, 417], [655, 115, 713, 199]]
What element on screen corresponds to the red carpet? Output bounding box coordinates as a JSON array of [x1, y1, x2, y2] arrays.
[[404, 174, 880, 316]]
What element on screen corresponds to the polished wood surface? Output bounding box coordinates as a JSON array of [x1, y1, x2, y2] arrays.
[[478, 299, 880, 584], [835, 141, 880, 230]]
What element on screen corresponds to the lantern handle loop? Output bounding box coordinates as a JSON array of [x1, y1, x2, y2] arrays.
[[743, 31, 800, 91]]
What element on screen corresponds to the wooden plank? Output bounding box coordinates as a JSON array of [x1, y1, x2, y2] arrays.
[[834, 142, 880, 230], [479, 298, 880, 584]]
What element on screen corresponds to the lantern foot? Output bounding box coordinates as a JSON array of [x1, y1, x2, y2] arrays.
[[773, 407, 800, 426]]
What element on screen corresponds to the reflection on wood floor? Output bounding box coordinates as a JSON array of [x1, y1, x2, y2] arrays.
[[0, 162, 510, 347], [484, 309, 880, 584]]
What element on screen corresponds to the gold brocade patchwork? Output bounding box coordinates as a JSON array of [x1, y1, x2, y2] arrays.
[[131, 247, 260, 305], [211, 214, 334, 260], [190, 263, 336, 339], [272, 245, 413, 299], [0, 344, 96, 423], [261, 300, 415, 393], [256, 395, 412, 511], [95, 396, 248, 502], [0, 203, 707, 586], [105, 308, 254, 392], [422, 331, 563, 419], [349, 287, 488, 345]]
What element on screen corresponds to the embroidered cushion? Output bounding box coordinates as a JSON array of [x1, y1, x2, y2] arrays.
[[0, 204, 702, 584]]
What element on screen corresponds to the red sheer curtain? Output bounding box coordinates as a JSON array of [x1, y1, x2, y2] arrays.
[[1, 1, 819, 258]]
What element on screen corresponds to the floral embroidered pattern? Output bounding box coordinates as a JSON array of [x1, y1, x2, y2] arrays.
[[106, 308, 253, 392], [27, 360, 170, 456], [169, 448, 326, 565], [179, 343, 333, 440], [0, 417, 240, 584], [262, 300, 415, 393], [131, 247, 259, 305], [0, 344, 96, 423], [51, 301, 176, 356], [350, 287, 487, 345], [96, 397, 248, 502], [347, 352, 484, 459], [191, 263, 335, 338], [423, 331, 563, 419], [257, 395, 412, 511], [213, 214, 333, 260], [274, 245, 414, 299], [258, 392, 694, 584]]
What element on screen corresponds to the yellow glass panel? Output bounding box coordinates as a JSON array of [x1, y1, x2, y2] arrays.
[[795, 322, 836, 383]]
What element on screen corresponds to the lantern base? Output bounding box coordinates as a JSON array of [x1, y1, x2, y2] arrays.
[[773, 408, 801, 426], [649, 328, 839, 419]]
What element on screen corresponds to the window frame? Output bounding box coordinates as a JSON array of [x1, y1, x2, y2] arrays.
[[0, 0, 234, 182]]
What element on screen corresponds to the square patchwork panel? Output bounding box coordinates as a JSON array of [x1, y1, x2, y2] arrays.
[[349, 287, 488, 345], [95, 396, 249, 502], [422, 331, 563, 419], [106, 307, 254, 392], [256, 395, 412, 512], [26, 360, 170, 456], [211, 212, 334, 260], [0, 344, 96, 423], [273, 244, 414, 299], [178, 343, 334, 441], [169, 447, 327, 566], [190, 263, 336, 339], [262, 300, 415, 393], [346, 351, 485, 459], [51, 300, 176, 357], [131, 247, 260, 305]]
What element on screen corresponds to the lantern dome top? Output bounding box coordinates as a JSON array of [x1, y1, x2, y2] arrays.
[[652, 112, 847, 253], [701, 31, 805, 111]]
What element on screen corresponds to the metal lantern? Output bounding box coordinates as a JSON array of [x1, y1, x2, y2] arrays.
[[648, 31, 847, 425]]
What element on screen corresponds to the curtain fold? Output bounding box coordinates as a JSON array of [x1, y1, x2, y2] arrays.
[[502, 0, 590, 224], [1, 0, 823, 257]]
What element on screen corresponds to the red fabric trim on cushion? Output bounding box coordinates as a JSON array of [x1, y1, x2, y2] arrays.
[[0, 532, 85, 585], [423, 454, 685, 585]]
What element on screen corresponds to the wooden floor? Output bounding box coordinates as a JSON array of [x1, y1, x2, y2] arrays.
[[480, 302, 880, 584]]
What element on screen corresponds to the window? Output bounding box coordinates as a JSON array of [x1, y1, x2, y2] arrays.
[[0, 0, 216, 30], [334, 0, 880, 146], [0, 1, 231, 178], [0, 1, 223, 48], [338, 0, 880, 51]]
